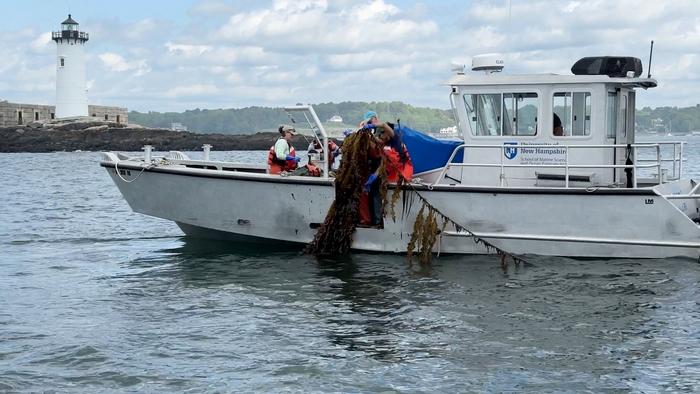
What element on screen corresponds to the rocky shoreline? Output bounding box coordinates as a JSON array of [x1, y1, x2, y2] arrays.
[[0, 120, 308, 153]]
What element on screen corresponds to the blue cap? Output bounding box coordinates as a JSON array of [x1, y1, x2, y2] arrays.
[[363, 111, 377, 122]]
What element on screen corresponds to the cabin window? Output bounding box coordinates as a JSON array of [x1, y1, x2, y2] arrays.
[[552, 92, 591, 136], [464, 92, 538, 136], [606, 92, 617, 138]]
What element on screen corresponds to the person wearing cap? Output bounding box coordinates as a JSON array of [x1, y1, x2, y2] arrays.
[[357, 110, 392, 226], [267, 125, 300, 174], [359, 110, 413, 225], [359, 110, 394, 139]]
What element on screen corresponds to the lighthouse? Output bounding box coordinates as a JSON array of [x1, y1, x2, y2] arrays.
[[52, 14, 89, 118]]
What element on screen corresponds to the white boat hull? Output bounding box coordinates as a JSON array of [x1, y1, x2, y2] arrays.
[[102, 160, 700, 259]]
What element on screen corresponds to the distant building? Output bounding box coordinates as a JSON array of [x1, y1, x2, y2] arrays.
[[0, 14, 128, 127], [0, 100, 127, 127], [328, 115, 343, 123], [651, 117, 665, 132], [439, 125, 459, 136], [171, 122, 188, 132], [53, 14, 89, 118]]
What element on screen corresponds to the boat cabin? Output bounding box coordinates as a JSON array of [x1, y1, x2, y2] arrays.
[[434, 55, 681, 189]]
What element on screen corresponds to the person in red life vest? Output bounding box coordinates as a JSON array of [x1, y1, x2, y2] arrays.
[[267, 125, 300, 174], [308, 139, 341, 169], [379, 130, 413, 183], [362, 115, 414, 225], [357, 110, 394, 226]]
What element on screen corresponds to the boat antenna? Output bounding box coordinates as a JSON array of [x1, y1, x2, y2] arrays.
[[647, 40, 654, 78]]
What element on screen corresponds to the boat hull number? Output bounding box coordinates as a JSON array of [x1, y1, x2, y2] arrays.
[[645, 198, 654, 205]]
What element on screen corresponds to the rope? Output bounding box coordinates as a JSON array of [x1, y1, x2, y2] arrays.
[[380, 143, 525, 266], [114, 160, 154, 183]]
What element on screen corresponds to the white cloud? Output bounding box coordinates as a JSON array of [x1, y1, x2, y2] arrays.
[[214, 0, 437, 52], [165, 83, 219, 98], [30, 32, 52, 52], [2, 0, 700, 111], [98, 52, 151, 76], [165, 42, 212, 57]]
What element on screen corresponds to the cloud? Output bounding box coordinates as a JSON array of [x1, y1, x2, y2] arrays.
[[30, 32, 52, 52], [2, 0, 700, 111], [98, 52, 151, 76], [214, 0, 437, 52], [165, 83, 219, 98]]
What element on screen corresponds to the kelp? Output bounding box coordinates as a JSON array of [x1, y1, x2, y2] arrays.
[[401, 186, 525, 268], [306, 127, 525, 269], [305, 129, 374, 256]]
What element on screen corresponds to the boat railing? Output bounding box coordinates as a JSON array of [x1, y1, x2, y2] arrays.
[[433, 141, 685, 189]]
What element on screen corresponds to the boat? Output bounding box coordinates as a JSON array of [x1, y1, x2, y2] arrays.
[[100, 55, 700, 259]]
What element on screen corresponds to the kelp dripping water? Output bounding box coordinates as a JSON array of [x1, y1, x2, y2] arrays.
[[305, 129, 374, 256]]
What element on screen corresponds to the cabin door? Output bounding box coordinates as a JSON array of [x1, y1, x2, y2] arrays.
[[614, 90, 635, 186]]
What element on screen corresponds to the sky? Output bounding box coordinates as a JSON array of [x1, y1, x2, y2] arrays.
[[1, 0, 699, 112]]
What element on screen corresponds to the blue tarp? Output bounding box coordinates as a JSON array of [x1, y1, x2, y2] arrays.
[[395, 125, 463, 174]]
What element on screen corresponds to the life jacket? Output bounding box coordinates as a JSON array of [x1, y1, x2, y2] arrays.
[[306, 163, 321, 177], [383, 144, 413, 183], [327, 140, 339, 166], [311, 140, 340, 166], [267, 140, 297, 174]]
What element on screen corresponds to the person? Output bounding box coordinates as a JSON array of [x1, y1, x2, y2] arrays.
[[377, 126, 413, 183], [308, 139, 341, 169], [553, 113, 564, 136], [359, 110, 413, 226], [356, 111, 384, 225], [267, 125, 300, 174]]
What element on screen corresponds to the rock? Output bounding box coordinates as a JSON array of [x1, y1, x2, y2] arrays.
[[15, 129, 24, 134], [83, 125, 109, 132]]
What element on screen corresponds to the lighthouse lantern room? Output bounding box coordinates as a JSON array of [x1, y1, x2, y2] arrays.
[[52, 14, 89, 118]]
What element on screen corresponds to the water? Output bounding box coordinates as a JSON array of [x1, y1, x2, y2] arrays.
[[1, 136, 699, 392]]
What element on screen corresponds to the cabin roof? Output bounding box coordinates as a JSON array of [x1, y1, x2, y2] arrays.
[[445, 73, 657, 88]]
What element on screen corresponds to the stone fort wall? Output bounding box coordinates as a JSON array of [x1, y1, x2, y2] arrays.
[[0, 100, 128, 127]]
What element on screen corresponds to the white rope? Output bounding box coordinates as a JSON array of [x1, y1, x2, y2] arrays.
[[114, 160, 153, 183]]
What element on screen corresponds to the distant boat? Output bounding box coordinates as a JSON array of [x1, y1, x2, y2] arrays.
[[691, 131, 700, 136]]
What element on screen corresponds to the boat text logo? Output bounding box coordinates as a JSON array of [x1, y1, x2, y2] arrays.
[[503, 142, 518, 160]]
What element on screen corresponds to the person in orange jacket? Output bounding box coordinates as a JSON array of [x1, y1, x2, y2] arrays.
[[267, 125, 300, 174]]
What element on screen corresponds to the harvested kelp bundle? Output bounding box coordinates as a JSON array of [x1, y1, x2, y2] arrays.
[[305, 129, 374, 256]]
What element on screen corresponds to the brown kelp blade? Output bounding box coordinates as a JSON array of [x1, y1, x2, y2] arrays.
[[305, 130, 373, 256]]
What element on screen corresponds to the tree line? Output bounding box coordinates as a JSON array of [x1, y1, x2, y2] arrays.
[[128, 101, 456, 134], [636, 105, 700, 133], [128, 101, 700, 134]]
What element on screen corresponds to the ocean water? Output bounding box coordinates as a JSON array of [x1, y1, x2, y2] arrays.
[[1, 136, 699, 392]]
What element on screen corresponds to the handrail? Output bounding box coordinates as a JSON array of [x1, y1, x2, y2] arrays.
[[433, 141, 685, 188], [663, 181, 700, 200], [283, 105, 329, 179]]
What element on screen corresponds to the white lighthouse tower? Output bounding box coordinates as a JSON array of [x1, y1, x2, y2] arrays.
[[52, 14, 89, 118]]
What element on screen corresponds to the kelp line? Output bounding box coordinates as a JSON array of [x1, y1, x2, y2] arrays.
[[306, 128, 524, 268]]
